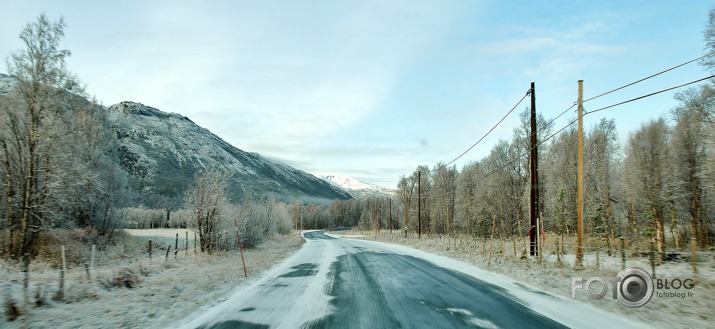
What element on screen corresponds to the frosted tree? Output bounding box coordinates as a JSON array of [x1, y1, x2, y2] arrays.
[[184, 170, 228, 253], [670, 86, 714, 248], [702, 7, 715, 71], [397, 173, 417, 234], [585, 118, 619, 255], [626, 119, 670, 261], [1, 15, 84, 258], [429, 163, 456, 235]]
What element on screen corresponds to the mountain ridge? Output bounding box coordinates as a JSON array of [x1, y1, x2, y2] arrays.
[[0, 72, 353, 204], [319, 174, 395, 199], [109, 101, 353, 203]]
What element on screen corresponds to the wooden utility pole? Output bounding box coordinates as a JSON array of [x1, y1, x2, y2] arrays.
[[529, 82, 539, 256], [378, 200, 382, 233], [418, 170, 422, 239], [389, 198, 393, 233], [403, 189, 409, 238], [575, 80, 585, 270]]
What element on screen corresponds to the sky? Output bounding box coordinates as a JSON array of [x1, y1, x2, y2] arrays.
[[1, 1, 713, 189]]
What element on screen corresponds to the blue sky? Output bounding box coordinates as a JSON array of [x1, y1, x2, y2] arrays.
[[1, 1, 713, 188]]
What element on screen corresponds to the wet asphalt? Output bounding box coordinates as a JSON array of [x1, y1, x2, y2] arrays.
[[192, 230, 567, 329]]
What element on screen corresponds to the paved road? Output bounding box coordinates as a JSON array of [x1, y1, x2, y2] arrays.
[[180, 231, 636, 329]]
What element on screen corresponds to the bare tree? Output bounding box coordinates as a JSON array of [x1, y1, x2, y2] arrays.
[[671, 86, 714, 248], [585, 118, 619, 255], [1, 15, 84, 259], [397, 173, 417, 234], [184, 171, 228, 254], [702, 7, 715, 71], [626, 119, 670, 261]]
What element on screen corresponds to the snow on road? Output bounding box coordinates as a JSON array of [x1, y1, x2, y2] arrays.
[[179, 230, 648, 329]]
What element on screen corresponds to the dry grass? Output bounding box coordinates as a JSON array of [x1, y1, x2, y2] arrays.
[[0, 230, 304, 328]]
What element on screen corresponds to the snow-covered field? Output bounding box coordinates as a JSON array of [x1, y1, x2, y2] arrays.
[[335, 230, 715, 329], [0, 229, 304, 328]]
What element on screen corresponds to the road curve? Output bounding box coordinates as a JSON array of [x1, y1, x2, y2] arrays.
[[179, 231, 644, 329]]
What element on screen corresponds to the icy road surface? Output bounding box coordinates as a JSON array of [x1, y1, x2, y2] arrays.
[[178, 231, 648, 329]]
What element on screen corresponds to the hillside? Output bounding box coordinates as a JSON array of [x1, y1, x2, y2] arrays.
[[108, 101, 353, 203]]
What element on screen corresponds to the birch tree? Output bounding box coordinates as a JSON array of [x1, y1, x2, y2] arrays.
[[184, 170, 228, 253], [671, 86, 714, 248], [1, 15, 84, 258], [626, 119, 670, 261]]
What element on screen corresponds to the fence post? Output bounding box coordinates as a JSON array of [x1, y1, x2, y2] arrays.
[[165, 244, 171, 262], [91, 245, 96, 269], [84, 261, 91, 282], [234, 218, 248, 278], [185, 231, 189, 256], [23, 253, 30, 306], [691, 237, 698, 275], [174, 233, 179, 259], [556, 238, 563, 268], [620, 237, 626, 270], [56, 269, 65, 301], [194, 233, 197, 254], [56, 246, 66, 301], [148, 240, 152, 259], [649, 239, 656, 279], [488, 215, 496, 267]]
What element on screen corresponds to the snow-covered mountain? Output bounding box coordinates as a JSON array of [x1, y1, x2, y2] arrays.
[[319, 174, 395, 199], [0, 73, 351, 204], [109, 101, 352, 203]]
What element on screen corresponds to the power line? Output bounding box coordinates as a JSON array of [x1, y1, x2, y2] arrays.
[[415, 98, 577, 200], [442, 89, 531, 168], [417, 73, 715, 200], [548, 103, 576, 126], [470, 73, 715, 185], [583, 51, 715, 103], [416, 115, 578, 200], [587, 74, 715, 115]]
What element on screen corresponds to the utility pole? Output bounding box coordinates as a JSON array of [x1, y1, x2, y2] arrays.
[[389, 198, 393, 233], [529, 82, 539, 256], [378, 200, 382, 233], [575, 80, 585, 270], [403, 189, 409, 238], [418, 170, 422, 239]]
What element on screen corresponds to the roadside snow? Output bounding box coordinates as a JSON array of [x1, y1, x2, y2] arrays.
[[337, 231, 714, 329], [0, 231, 304, 328], [340, 236, 650, 329], [176, 230, 341, 329]]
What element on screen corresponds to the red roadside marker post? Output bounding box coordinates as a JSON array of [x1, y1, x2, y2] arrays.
[[234, 218, 248, 278]]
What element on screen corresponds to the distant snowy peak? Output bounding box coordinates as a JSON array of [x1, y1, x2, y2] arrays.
[[322, 175, 375, 191], [319, 174, 395, 199]]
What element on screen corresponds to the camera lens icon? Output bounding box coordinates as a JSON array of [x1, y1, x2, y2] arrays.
[[615, 268, 653, 308]]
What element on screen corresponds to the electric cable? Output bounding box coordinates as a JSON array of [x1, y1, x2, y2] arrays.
[[583, 51, 715, 103]]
